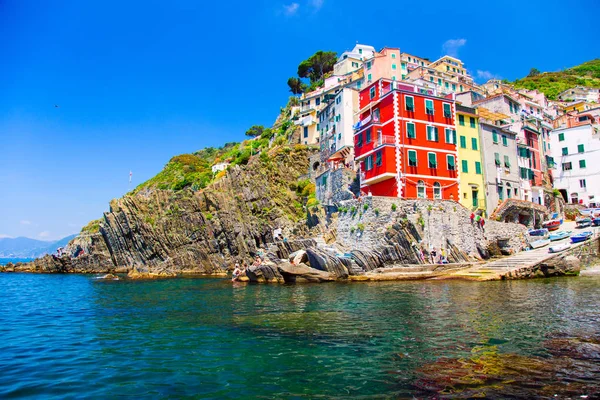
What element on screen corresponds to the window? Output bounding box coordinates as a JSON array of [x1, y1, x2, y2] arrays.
[[502, 135, 508, 147], [407, 122, 416, 138], [562, 162, 572, 171], [492, 130, 499, 143], [429, 77, 433, 82], [580, 179, 587, 188], [336, 96, 341, 104], [425, 99, 434, 115], [405, 96, 414, 111], [520, 167, 529, 179], [402, 63, 406, 70], [494, 152, 500, 166], [375, 151, 382, 166], [370, 86, 376, 99], [443, 103, 452, 118], [428, 152, 437, 168], [504, 155, 511, 168], [578, 144, 585, 153], [445, 129, 456, 144], [469, 117, 476, 128], [391, 53, 396, 59], [562, 147, 568, 156], [461, 160, 468, 173], [315, 98, 321, 106], [366, 128, 372, 143], [438, 78, 442, 86], [558, 133, 565, 142], [475, 161, 482, 174], [579, 159, 586, 168], [359, 48, 363, 54], [459, 135, 467, 148], [509, 102, 514, 114], [458, 115, 465, 126], [304, 126, 308, 138], [460, 85, 463, 91], [472, 190, 479, 207], [392, 63, 397, 70], [417, 180, 426, 198], [452, 83, 456, 91], [433, 182, 442, 199], [445, 82, 449, 89], [373, 108, 380, 122], [427, 126, 439, 142], [392, 76, 396, 81], [356, 133, 363, 147], [365, 155, 373, 171], [368, 73, 372, 81], [408, 150, 417, 166], [366, 61, 372, 70], [471, 138, 478, 150], [447, 155, 456, 170], [498, 184, 504, 201]]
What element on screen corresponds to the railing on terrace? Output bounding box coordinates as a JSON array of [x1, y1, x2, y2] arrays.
[[375, 135, 396, 147]]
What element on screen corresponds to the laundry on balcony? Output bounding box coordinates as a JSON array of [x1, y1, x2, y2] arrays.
[[353, 114, 372, 130]]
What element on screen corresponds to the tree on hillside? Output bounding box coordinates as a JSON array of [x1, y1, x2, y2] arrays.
[[528, 68, 541, 77], [245, 125, 265, 138], [297, 51, 337, 84], [287, 77, 306, 95]]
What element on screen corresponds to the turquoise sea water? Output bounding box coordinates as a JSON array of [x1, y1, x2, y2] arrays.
[[1, 273, 599, 398]]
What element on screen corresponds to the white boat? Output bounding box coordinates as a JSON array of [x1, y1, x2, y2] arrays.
[[530, 239, 550, 249], [549, 242, 571, 253]]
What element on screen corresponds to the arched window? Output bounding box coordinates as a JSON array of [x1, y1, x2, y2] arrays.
[[417, 180, 426, 199], [571, 193, 579, 204], [433, 182, 442, 199]]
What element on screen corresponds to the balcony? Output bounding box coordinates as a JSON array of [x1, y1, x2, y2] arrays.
[[375, 135, 396, 148]]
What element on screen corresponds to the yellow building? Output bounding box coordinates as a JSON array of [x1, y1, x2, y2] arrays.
[[456, 104, 486, 213]]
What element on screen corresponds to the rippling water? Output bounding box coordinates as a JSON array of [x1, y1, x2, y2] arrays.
[[1, 274, 599, 398]]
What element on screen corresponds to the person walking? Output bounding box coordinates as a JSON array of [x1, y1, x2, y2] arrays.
[[470, 212, 475, 224]]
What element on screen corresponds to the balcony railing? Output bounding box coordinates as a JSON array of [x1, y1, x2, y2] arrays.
[[375, 135, 396, 147]]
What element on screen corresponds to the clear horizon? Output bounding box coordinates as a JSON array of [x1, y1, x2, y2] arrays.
[[1, 0, 598, 240]]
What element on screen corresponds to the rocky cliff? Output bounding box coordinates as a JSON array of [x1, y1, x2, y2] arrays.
[[10, 145, 319, 274]]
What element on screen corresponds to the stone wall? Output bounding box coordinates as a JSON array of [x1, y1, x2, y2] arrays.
[[335, 197, 528, 260], [315, 167, 356, 206]]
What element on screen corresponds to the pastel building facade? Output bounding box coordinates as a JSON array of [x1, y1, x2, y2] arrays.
[[479, 122, 520, 213], [455, 105, 486, 212], [354, 79, 459, 199], [549, 124, 600, 207]]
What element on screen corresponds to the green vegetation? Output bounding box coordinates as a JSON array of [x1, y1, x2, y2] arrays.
[[356, 223, 365, 232], [513, 59, 600, 100], [287, 50, 337, 94], [374, 208, 380, 216], [363, 204, 369, 211], [391, 203, 397, 212], [81, 219, 102, 234], [204, 212, 213, 221]]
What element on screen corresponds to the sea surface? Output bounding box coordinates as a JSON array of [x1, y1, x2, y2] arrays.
[[1, 273, 599, 399]]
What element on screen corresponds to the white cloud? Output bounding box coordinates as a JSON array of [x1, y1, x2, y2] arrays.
[[20, 220, 32, 225], [476, 70, 498, 81], [442, 38, 467, 57], [282, 2, 300, 16], [0, 234, 12, 239], [39, 231, 51, 238], [311, 0, 324, 10]]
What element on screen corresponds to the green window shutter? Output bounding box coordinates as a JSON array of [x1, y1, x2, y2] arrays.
[[370, 87, 376, 99], [443, 103, 451, 118], [408, 150, 417, 166], [578, 144, 585, 153], [428, 153, 437, 168], [447, 155, 455, 170], [427, 126, 433, 141], [356, 133, 363, 147], [434, 127, 439, 142], [471, 137, 478, 150], [376, 151, 382, 166], [425, 99, 434, 115], [562, 147, 568, 155], [558, 133, 564, 142], [579, 159, 586, 168], [407, 122, 416, 138], [502, 135, 508, 146], [406, 96, 414, 111], [494, 152, 500, 166], [475, 161, 482, 174], [504, 155, 511, 168], [492, 130, 498, 143], [459, 115, 465, 126], [461, 160, 468, 173], [366, 128, 372, 143], [445, 129, 455, 144], [460, 136, 466, 148], [528, 169, 534, 179], [470, 117, 476, 128]]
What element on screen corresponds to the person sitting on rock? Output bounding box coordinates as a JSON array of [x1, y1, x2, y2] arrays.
[[252, 256, 262, 267], [232, 263, 242, 282]]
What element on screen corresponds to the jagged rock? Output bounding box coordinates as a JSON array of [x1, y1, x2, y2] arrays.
[[349, 250, 385, 272], [127, 267, 176, 280], [305, 248, 349, 279], [289, 250, 308, 265], [97, 273, 119, 280], [245, 263, 284, 283], [278, 262, 335, 283]]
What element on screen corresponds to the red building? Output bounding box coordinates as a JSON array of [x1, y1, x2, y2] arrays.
[[354, 79, 459, 199]]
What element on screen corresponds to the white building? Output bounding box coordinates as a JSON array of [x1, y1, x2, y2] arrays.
[[211, 162, 229, 174], [549, 124, 600, 207]]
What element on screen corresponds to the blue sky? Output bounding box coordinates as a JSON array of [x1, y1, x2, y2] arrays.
[[0, 0, 598, 240]]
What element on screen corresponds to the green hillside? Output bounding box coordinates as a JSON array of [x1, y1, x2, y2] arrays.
[[513, 59, 600, 100]]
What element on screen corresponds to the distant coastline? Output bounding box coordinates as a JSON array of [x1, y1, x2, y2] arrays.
[[0, 258, 33, 266]]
